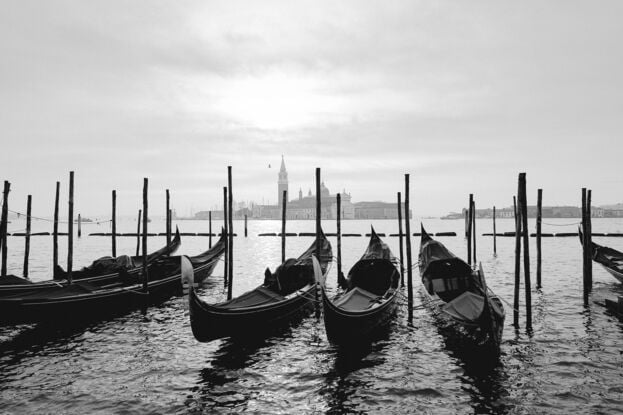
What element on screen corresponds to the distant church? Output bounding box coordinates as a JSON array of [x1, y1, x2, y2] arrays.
[[252, 156, 355, 220], [193, 156, 409, 221]]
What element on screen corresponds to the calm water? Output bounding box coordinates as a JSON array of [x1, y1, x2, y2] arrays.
[[1, 218, 623, 414]]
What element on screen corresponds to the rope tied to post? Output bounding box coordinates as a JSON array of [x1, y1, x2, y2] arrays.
[[2, 206, 112, 225]]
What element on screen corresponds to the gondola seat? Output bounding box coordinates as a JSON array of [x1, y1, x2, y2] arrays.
[[333, 287, 381, 311], [219, 287, 285, 309]]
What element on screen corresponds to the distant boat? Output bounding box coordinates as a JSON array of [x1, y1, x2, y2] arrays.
[[441, 213, 463, 220]]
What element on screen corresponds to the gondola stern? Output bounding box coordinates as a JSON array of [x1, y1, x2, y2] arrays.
[[312, 254, 327, 288], [181, 255, 195, 295]]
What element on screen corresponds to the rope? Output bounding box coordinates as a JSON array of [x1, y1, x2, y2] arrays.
[[1, 205, 111, 225], [541, 221, 581, 227], [498, 293, 520, 313]]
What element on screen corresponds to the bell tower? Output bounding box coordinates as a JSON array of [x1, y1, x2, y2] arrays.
[[278, 155, 288, 207]]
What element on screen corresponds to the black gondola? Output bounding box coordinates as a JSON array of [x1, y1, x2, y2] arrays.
[[0, 228, 183, 297], [186, 231, 333, 343], [319, 227, 400, 345], [0, 235, 225, 326], [579, 229, 623, 283], [418, 226, 505, 351]]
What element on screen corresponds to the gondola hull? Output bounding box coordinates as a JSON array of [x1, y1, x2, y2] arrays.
[[0, 230, 183, 297], [321, 288, 398, 345], [0, 245, 224, 325], [186, 232, 332, 343], [321, 228, 400, 345], [418, 227, 505, 352], [578, 230, 623, 283], [419, 286, 504, 351], [601, 264, 623, 283], [189, 285, 316, 342]]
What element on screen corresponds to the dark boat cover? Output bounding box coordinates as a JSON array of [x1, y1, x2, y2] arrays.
[[53, 229, 181, 281], [0, 275, 32, 285], [263, 232, 332, 296], [345, 228, 399, 296], [419, 228, 473, 297]]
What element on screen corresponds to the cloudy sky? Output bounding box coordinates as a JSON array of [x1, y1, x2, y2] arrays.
[[1, 1, 622, 217]]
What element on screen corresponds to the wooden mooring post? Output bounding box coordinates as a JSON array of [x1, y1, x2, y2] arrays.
[[23, 195, 32, 278], [404, 174, 413, 321], [136, 209, 141, 256], [112, 190, 117, 257], [582, 188, 587, 300], [472, 198, 477, 265], [336, 193, 343, 287], [0, 181, 10, 277], [314, 167, 322, 318], [536, 189, 542, 289], [166, 189, 171, 246], [53, 181, 59, 276], [513, 196, 520, 327], [208, 211, 212, 248], [223, 186, 228, 288], [281, 190, 287, 263], [518, 173, 532, 329], [587, 190, 592, 288], [77, 213, 82, 237], [67, 171, 74, 284], [582, 188, 593, 302], [227, 166, 234, 301], [397, 192, 405, 287], [142, 178, 148, 292], [244, 214, 248, 238], [467, 194, 473, 266], [493, 206, 497, 255]]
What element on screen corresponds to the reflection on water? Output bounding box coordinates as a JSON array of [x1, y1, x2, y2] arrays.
[[1, 219, 623, 413]]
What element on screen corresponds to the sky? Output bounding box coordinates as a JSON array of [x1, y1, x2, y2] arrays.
[[1, 0, 622, 218]]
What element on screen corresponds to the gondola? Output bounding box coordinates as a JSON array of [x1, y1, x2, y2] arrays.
[[0, 235, 225, 326], [604, 296, 623, 320], [186, 231, 333, 342], [579, 229, 623, 283], [418, 226, 505, 351], [0, 228, 182, 297], [319, 227, 400, 345]]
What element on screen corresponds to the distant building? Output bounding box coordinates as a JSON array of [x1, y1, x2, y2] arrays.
[[247, 157, 408, 220], [354, 201, 409, 219], [445, 204, 610, 219], [604, 209, 623, 218]]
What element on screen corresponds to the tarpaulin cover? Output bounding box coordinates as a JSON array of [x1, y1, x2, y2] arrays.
[[0, 274, 32, 285], [419, 235, 472, 296], [263, 231, 333, 296], [220, 286, 285, 309], [334, 287, 380, 311], [441, 291, 484, 323]]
